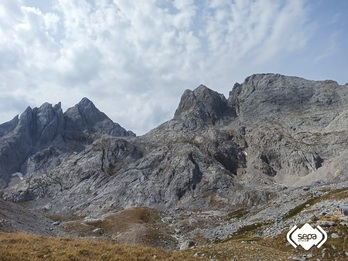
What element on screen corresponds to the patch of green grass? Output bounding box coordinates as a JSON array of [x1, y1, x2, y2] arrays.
[[282, 186, 348, 221], [322, 186, 348, 200], [225, 208, 248, 221], [235, 222, 271, 236], [221, 221, 271, 243], [282, 196, 320, 220], [46, 213, 84, 222]]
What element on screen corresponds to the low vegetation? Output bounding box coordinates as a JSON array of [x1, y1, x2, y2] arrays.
[[2, 215, 348, 261], [225, 208, 248, 220], [0, 232, 195, 261], [2, 187, 348, 260], [282, 186, 348, 220], [259, 220, 348, 260], [0, 231, 291, 261], [282, 196, 320, 220]]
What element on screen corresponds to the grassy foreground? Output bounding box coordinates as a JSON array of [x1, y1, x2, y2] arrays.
[[2, 217, 348, 261], [0, 231, 293, 261], [0, 232, 191, 261]]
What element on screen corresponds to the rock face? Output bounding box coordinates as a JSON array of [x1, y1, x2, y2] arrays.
[[0, 98, 134, 188], [175, 85, 236, 126], [64, 98, 134, 141], [229, 74, 348, 185], [1, 73, 348, 219]]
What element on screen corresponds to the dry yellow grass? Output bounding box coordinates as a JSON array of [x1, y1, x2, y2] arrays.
[[0, 232, 200, 261], [2, 213, 348, 261], [0, 230, 301, 261]]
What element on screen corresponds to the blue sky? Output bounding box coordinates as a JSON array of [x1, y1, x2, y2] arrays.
[[0, 0, 347, 135]]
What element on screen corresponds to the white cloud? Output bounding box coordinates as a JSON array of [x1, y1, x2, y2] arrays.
[[1, 0, 343, 134]]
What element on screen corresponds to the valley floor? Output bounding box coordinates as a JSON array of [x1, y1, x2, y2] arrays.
[[2, 184, 348, 260]]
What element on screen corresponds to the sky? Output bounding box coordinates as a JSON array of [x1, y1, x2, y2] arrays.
[[0, 0, 347, 135]]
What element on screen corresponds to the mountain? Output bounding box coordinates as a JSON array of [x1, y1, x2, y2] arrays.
[[0, 98, 134, 189], [1, 74, 348, 254], [1, 73, 347, 215]]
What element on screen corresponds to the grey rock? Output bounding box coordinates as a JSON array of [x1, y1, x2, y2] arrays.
[[0, 103, 64, 188], [0, 98, 134, 189], [318, 221, 336, 227], [331, 233, 339, 239], [310, 215, 319, 222], [0, 115, 19, 137], [175, 85, 236, 127], [179, 240, 195, 250], [92, 228, 104, 236], [0, 198, 58, 236], [306, 253, 313, 258], [64, 97, 135, 141], [228, 74, 347, 183], [288, 257, 306, 261], [43, 203, 52, 211]]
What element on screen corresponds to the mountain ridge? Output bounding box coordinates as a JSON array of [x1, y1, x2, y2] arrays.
[[0, 97, 134, 188], [1, 73, 348, 216]]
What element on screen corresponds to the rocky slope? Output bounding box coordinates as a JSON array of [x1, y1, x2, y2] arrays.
[[0, 198, 59, 236], [0, 98, 134, 189], [229, 74, 348, 186], [1, 73, 348, 253]]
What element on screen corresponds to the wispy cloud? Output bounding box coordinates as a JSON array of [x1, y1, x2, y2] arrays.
[[314, 31, 339, 63]]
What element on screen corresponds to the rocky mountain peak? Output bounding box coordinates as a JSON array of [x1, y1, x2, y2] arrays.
[[0, 115, 19, 138], [78, 97, 94, 105], [64, 97, 134, 138], [74, 97, 101, 117], [33, 102, 64, 145], [66, 97, 103, 119], [174, 84, 235, 125], [0, 98, 134, 188], [229, 73, 342, 122], [19, 106, 33, 122]]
